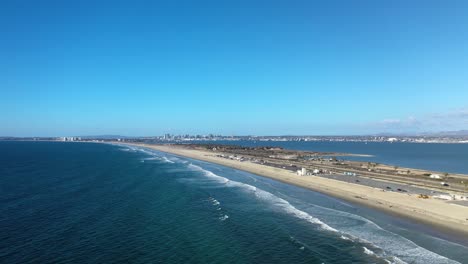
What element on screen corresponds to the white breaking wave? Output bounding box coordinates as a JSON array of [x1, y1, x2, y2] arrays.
[[340, 235, 352, 241], [186, 163, 461, 264], [115, 145, 176, 166], [162, 157, 175, 163], [114, 144, 461, 264], [142, 157, 161, 161], [363, 246, 376, 256], [219, 215, 229, 221], [119, 147, 137, 152], [308, 203, 460, 264], [210, 198, 220, 206], [136, 148, 154, 155], [206, 197, 227, 221], [188, 164, 337, 232]]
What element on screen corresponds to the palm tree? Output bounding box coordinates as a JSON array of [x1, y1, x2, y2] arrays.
[[393, 165, 399, 172]]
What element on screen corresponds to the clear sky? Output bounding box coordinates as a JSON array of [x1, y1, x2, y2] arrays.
[[2, 1, 468, 136]]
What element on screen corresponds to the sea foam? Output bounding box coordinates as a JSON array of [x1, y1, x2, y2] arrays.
[[186, 163, 461, 264], [188, 163, 337, 232], [312, 203, 460, 264], [162, 157, 175, 163], [219, 215, 229, 221], [114, 144, 461, 264]]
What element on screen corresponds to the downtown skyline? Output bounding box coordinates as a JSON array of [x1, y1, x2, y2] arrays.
[[2, 1, 468, 137]]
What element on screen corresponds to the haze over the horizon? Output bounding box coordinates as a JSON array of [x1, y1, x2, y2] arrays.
[[2, 1, 468, 137]]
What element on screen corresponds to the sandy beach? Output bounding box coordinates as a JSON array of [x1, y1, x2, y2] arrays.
[[128, 143, 468, 237]]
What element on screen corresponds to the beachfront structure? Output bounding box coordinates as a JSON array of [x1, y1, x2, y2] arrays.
[[430, 174, 441, 179], [434, 194, 467, 201], [297, 168, 307, 176], [61, 137, 80, 141]]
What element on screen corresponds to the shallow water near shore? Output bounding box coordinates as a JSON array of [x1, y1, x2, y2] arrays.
[[1, 141, 466, 263]]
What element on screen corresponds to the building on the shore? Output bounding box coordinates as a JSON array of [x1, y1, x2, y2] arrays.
[[297, 168, 307, 176], [61, 137, 80, 142], [434, 194, 467, 201], [429, 174, 441, 179]]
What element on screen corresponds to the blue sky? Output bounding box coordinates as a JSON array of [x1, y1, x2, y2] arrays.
[[2, 1, 468, 136]]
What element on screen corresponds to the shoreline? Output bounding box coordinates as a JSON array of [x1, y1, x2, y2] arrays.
[[123, 142, 468, 241]]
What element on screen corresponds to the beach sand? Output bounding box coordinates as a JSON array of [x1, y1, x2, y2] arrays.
[[129, 143, 468, 237]]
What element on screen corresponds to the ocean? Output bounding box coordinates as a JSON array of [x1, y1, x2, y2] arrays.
[[0, 141, 467, 263], [197, 140, 468, 174]]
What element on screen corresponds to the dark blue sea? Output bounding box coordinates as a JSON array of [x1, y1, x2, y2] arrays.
[[200, 140, 468, 174], [1, 141, 467, 263]]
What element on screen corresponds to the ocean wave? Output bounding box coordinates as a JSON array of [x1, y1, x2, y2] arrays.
[[117, 145, 460, 264], [188, 164, 337, 232], [141, 157, 161, 161], [209, 197, 220, 206], [119, 147, 137, 152], [289, 235, 310, 251], [115, 145, 183, 164], [219, 215, 229, 221], [363, 246, 376, 256], [340, 235, 352, 241], [207, 197, 226, 220], [310, 203, 459, 264], [124, 145, 177, 164], [162, 157, 175, 163], [186, 163, 460, 264]]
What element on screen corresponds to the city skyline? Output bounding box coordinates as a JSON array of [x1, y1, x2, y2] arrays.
[[2, 1, 468, 136]]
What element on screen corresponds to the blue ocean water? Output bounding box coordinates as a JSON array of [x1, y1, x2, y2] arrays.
[[0, 141, 466, 263], [201, 140, 468, 174]]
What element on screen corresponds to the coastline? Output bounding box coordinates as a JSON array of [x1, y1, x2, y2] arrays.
[[123, 142, 468, 239]]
